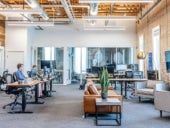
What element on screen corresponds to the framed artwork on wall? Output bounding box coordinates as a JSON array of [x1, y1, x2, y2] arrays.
[[148, 52, 153, 71], [165, 51, 170, 73]]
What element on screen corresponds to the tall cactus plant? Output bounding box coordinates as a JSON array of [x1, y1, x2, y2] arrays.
[[99, 67, 110, 94]]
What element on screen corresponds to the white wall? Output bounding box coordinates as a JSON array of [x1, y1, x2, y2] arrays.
[[5, 26, 31, 73], [31, 27, 136, 47]]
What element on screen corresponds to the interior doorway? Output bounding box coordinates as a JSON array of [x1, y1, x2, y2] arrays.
[[6, 51, 24, 73]]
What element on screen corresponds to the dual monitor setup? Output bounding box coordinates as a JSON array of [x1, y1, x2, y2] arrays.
[[89, 64, 139, 74], [87, 64, 143, 79]]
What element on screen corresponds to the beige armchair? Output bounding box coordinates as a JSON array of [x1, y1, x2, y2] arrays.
[[135, 80, 164, 102], [154, 83, 170, 117]]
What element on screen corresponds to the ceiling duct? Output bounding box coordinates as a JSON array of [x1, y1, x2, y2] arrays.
[[90, 3, 98, 16], [61, 0, 74, 22], [24, 0, 49, 20], [25, 0, 39, 8]]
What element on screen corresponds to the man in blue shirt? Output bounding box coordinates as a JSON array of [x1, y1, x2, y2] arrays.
[[15, 63, 26, 81]]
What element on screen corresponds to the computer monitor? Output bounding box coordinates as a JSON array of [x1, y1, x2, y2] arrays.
[[91, 66, 102, 74], [116, 64, 127, 70], [127, 64, 139, 71], [106, 66, 114, 74], [92, 66, 99, 74], [41, 60, 51, 69]]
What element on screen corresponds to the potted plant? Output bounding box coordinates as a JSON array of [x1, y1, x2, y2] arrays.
[[99, 67, 110, 99]]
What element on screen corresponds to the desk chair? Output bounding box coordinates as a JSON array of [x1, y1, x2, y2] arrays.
[[13, 72, 17, 82], [3, 74, 22, 110], [128, 71, 144, 96], [2, 70, 8, 76], [0, 75, 6, 91], [125, 71, 134, 91]]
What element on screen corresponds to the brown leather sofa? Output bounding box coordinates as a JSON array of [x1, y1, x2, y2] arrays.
[[84, 85, 123, 117]]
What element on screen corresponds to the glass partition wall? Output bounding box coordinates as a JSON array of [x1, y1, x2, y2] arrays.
[[35, 47, 134, 85], [37, 47, 64, 84], [70, 47, 134, 84]]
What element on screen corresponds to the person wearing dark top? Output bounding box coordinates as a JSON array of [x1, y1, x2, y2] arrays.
[[31, 65, 38, 79], [15, 63, 26, 81]]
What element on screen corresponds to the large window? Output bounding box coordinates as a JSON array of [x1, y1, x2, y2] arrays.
[[87, 47, 133, 69], [152, 26, 160, 79], [139, 35, 144, 72]]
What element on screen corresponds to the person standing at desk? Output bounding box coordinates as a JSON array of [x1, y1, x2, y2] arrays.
[[15, 63, 27, 81]]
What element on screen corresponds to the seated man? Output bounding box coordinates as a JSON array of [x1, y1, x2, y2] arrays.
[[15, 63, 27, 81]]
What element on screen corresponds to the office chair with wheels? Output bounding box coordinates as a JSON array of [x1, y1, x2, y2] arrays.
[[0, 75, 6, 91], [3, 74, 22, 110], [3, 70, 8, 77], [127, 71, 144, 97], [125, 71, 134, 91], [13, 72, 17, 82]]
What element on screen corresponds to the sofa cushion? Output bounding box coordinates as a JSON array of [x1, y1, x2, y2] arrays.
[[146, 80, 163, 89], [88, 85, 99, 95], [136, 88, 154, 95], [84, 90, 90, 95], [85, 80, 94, 90]]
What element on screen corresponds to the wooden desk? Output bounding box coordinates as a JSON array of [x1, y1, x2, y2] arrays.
[[86, 77, 147, 98], [6, 80, 42, 113], [7, 80, 40, 87]]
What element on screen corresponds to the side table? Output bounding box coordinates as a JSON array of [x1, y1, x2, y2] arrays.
[[95, 98, 122, 126]]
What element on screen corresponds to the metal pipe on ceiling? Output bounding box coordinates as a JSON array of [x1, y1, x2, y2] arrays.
[[61, 0, 74, 22]]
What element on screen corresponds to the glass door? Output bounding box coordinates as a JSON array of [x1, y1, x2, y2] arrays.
[[37, 47, 64, 84]]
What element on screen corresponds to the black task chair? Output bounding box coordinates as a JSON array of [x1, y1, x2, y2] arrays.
[[125, 70, 133, 78], [2, 70, 8, 76], [13, 72, 17, 82], [0, 75, 6, 91], [125, 70, 134, 92], [3, 74, 22, 110]]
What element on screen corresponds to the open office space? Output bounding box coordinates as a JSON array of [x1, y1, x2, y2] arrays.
[[0, 0, 170, 128]]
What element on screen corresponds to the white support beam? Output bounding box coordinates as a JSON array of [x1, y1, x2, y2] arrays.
[[82, 16, 136, 20], [61, 0, 74, 22]]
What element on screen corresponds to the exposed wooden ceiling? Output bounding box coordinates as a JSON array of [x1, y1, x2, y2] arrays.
[[0, 0, 147, 20]]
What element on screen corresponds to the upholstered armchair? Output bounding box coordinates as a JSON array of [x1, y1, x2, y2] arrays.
[[135, 80, 164, 102], [154, 83, 170, 117]]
